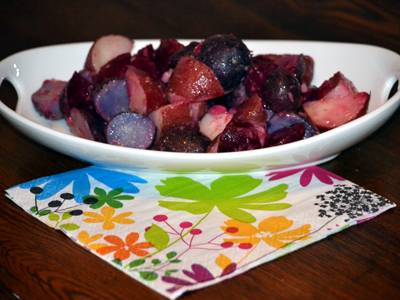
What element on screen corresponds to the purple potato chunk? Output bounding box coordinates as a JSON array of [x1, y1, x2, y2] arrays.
[[262, 69, 302, 112], [267, 112, 318, 139], [266, 122, 305, 147], [153, 125, 211, 153], [93, 78, 130, 122], [197, 34, 251, 92], [106, 113, 155, 149]]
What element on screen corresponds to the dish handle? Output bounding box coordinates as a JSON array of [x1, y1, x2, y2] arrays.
[[0, 57, 20, 111], [387, 76, 399, 101]]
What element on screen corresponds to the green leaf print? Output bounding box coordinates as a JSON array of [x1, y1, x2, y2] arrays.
[[83, 187, 134, 209], [151, 259, 162, 266], [139, 271, 158, 281], [145, 223, 170, 251], [113, 259, 122, 267], [166, 252, 177, 259], [48, 213, 60, 222], [157, 175, 290, 223], [61, 212, 73, 221], [59, 223, 80, 231], [164, 269, 178, 277], [38, 210, 51, 216], [129, 259, 146, 268]]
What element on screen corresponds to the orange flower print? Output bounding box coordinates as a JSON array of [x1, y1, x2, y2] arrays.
[[221, 216, 312, 248], [77, 231, 108, 251], [97, 232, 153, 260], [83, 206, 135, 230]]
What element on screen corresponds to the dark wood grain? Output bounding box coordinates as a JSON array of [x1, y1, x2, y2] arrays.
[[1, 1, 400, 299]]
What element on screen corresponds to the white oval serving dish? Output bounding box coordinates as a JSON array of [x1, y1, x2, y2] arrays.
[[1, 40, 400, 173]]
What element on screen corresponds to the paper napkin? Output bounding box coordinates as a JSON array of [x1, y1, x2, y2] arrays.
[[5, 166, 395, 299]]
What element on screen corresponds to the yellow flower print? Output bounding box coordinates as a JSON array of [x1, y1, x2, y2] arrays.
[[77, 231, 108, 251], [83, 206, 135, 230], [221, 216, 311, 248]]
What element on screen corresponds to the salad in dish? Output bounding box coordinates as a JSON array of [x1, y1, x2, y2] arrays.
[[31, 34, 370, 153]]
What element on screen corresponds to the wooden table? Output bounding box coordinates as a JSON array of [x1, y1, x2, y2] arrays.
[[1, 1, 400, 299]]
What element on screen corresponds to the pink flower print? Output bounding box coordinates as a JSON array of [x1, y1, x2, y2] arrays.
[[266, 166, 345, 187]]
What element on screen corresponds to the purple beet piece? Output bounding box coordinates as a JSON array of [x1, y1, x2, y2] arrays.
[[67, 108, 107, 142], [267, 111, 318, 139], [32, 79, 66, 120], [252, 54, 314, 86], [61, 71, 96, 118], [96, 53, 131, 84], [154, 39, 185, 75], [214, 94, 268, 152], [217, 123, 262, 152], [153, 125, 211, 153], [244, 63, 280, 97], [266, 122, 305, 147], [136, 44, 156, 61], [170, 41, 200, 68], [93, 78, 130, 122], [301, 85, 319, 103], [129, 57, 160, 79], [106, 113, 155, 149]]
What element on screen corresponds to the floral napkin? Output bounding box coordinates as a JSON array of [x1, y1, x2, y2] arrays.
[[5, 166, 395, 299]]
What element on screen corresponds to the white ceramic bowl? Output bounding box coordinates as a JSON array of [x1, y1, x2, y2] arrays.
[[1, 40, 400, 173]]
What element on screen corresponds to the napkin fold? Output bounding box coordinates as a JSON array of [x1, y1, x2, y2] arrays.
[[5, 166, 395, 299]]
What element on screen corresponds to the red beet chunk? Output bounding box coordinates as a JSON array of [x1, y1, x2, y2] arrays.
[[266, 122, 305, 147], [211, 94, 268, 152], [301, 85, 319, 103], [136, 44, 156, 61], [129, 56, 159, 79], [233, 94, 269, 127], [154, 39, 184, 75], [167, 56, 225, 103], [170, 41, 200, 68], [67, 108, 107, 142], [253, 54, 314, 86], [125, 66, 167, 116], [213, 123, 263, 152], [61, 71, 96, 118], [32, 79, 66, 120], [96, 53, 131, 84], [244, 63, 281, 97]]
